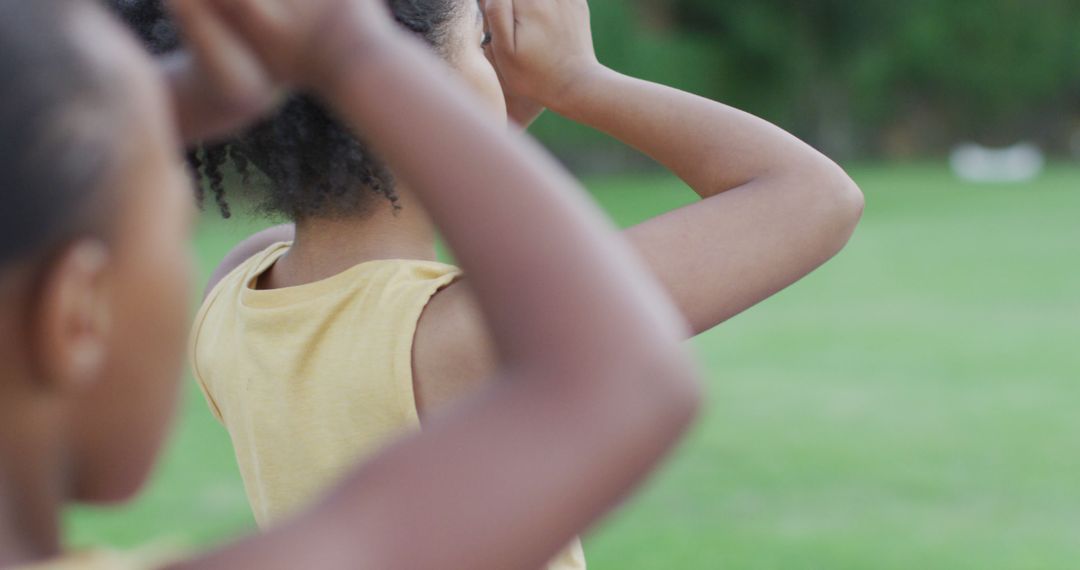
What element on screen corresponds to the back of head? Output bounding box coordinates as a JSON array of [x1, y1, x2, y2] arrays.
[[0, 0, 195, 506], [0, 0, 116, 269], [108, 0, 463, 222]]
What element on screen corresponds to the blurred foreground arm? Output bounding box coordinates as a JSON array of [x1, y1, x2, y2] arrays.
[[172, 0, 701, 569]]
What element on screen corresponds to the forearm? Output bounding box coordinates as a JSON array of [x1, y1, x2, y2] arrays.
[[553, 67, 842, 199]]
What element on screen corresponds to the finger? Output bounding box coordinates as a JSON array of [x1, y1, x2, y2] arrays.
[[481, 0, 516, 54], [205, 0, 292, 63], [169, 0, 248, 78], [212, 0, 292, 29], [514, 0, 551, 20], [169, 0, 271, 95], [168, 0, 223, 52]]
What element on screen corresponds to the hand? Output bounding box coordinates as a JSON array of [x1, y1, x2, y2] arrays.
[[481, 0, 604, 111], [503, 82, 546, 130], [201, 0, 396, 89], [482, 33, 545, 129], [167, 0, 281, 141]]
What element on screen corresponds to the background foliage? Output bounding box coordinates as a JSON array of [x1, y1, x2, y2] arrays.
[[534, 0, 1080, 163]]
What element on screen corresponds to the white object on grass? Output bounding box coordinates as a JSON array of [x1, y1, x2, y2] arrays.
[[949, 142, 1045, 183]]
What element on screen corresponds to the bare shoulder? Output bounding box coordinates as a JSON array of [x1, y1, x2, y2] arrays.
[[411, 279, 498, 419], [203, 224, 295, 300]]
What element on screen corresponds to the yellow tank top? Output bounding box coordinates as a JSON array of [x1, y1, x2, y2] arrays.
[[190, 243, 585, 569]]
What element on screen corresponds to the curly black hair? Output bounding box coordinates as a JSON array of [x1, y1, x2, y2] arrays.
[[106, 0, 463, 221]]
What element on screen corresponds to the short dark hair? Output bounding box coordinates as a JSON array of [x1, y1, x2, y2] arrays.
[[108, 0, 463, 221], [0, 0, 119, 267]]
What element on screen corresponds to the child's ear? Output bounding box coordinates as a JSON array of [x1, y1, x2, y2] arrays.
[[32, 239, 113, 394]]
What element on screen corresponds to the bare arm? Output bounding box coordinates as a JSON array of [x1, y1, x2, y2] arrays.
[[558, 70, 863, 333], [413, 0, 863, 413], [171, 1, 700, 569], [487, 0, 864, 334]]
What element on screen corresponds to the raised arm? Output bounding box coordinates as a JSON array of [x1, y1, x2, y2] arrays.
[[411, 0, 863, 414], [486, 0, 864, 334], [172, 0, 700, 569]]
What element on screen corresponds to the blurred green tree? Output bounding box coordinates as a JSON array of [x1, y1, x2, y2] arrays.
[[533, 0, 1080, 162]]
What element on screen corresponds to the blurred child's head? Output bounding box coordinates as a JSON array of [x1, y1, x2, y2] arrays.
[[0, 0, 195, 503], [112, 0, 505, 224]]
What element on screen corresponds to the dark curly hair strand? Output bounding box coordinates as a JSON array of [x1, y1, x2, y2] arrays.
[[106, 0, 462, 221]]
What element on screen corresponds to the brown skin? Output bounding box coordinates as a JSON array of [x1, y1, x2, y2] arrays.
[[164, 0, 278, 143], [0, 4, 195, 565], [209, 0, 864, 417], [0, 0, 699, 568]]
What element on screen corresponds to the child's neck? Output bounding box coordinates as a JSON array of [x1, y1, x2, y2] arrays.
[[267, 185, 440, 288]]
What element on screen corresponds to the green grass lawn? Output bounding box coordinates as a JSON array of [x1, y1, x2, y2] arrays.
[[66, 163, 1080, 568]]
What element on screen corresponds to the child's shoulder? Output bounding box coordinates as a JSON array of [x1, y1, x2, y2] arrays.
[[192, 248, 461, 348], [373, 257, 462, 285], [203, 240, 293, 305], [210, 245, 461, 308]]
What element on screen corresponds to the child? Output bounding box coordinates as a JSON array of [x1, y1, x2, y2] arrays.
[[0, 0, 700, 568], [116, 0, 863, 566]]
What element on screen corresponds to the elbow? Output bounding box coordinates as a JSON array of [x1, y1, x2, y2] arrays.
[[563, 342, 704, 438], [804, 159, 864, 254], [662, 359, 704, 430], [834, 168, 865, 233], [626, 344, 705, 434]]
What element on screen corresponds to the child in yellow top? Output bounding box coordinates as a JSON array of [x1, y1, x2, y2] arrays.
[[192, 245, 463, 525], [194, 244, 594, 568], [141, 0, 860, 565], [192, 245, 590, 566], [0, 0, 702, 568]]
